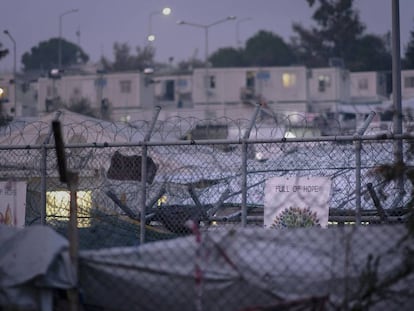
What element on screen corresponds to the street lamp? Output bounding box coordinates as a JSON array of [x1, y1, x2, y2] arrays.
[[147, 7, 172, 42], [58, 9, 79, 69], [236, 17, 252, 47], [3, 29, 16, 117], [177, 16, 236, 103]]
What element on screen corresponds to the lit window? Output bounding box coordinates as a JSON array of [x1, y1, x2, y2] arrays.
[[120, 80, 132, 93], [46, 190, 92, 227], [282, 73, 297, 88], [0, 86, 8, 100], [404, 76, 414, 88], [120, 115, 131, 122], [358, 78, 368, 90]]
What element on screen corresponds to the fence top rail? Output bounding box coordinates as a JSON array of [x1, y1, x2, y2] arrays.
[[0, 132, 412, 150]]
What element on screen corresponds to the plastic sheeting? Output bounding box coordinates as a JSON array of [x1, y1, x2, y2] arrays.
[[0, 225, 76, 310], [79, 224, 414, 311]]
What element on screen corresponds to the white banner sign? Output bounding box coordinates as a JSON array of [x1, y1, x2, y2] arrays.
[[0, 181, 27, 227], [264, 176, 331, 228]]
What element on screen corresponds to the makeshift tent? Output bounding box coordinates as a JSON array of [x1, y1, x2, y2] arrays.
[[0, 225, 76, 310], [79, 224, 414, 310]]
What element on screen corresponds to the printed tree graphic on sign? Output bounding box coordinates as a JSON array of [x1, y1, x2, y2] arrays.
[[270, 206, 320, 229]]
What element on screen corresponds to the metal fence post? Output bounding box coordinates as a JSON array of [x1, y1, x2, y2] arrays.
[[140, 106, 161, 244], [40, 116, 60, 225], [354, 111, 376, 225], [392, 0, 405, 205], [52, 120, 79, 311], [241, 104, 261, 227], [40, 145, 47, 225]]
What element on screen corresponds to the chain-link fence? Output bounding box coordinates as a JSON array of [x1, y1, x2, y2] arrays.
[[1, 111, 414, 310]]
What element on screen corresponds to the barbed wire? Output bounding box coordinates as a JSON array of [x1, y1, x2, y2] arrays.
[[2, 108, 414, 147]]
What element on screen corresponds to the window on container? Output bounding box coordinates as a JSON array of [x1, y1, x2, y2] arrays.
[[282, 73, 297, 88], [164, 80, 175, 100], [120, 80, 132, 93], [318, 75, 331, 92], [73, 87, 81, 96], [404, 76, 414, 88], [246, 71, 255, 88], [209, 76, 216, 89], [177, 79, 188, 88], [47, 85, 54, 97], [256, 71, 270, 80], [358, 78, 368, 90]]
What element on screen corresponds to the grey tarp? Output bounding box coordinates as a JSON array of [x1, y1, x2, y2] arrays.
[[0, 225, 76, 310], [79, 224, 414, 311]]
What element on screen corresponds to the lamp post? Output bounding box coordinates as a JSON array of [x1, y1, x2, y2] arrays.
[[147, 7, 172, 42], [3, 30, 16, 117], [236, 17, 252, 47], [177, 16, 236, 103], [58, 9, 79, 69]]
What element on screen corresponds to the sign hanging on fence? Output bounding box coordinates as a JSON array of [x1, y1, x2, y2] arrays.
[[264, 176, 331, 228], [0, 181, 27, 227]]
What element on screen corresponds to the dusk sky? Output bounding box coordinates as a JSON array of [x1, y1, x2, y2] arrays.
[[1, 0, 413, 73]]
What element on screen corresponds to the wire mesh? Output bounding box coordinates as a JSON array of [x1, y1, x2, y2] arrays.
[[1, 112, 414, 310]]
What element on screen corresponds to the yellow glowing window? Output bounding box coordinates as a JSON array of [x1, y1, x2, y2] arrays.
[[282, 73, 296, 88], [0, 86, 8, 98], [46, 190, 92, 227]]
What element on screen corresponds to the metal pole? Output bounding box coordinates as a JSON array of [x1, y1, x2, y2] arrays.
[[58, 14, 62, 68], [58, 9, 79, 69], [40, 112, 61, 225], [52, 120, 78, 311], [205, 27, 209, 105], [3, 30, 16, 117], [40, 146, 47, 225], [12, 38, 16, 117], [236, 18, 251, 47], [140, 144, 148, 244], [67, 173, 79, 311], [354, 111, 376, 225], [241, 105, 261, 227], [177, 17, 236, 105], [147, 12, 156, 42], [147, 8, 171, 43], [140, 106, 161, 244], [392, 0, 403, 138], [392, 0, 404, 204], [144, 106, 161, 142]]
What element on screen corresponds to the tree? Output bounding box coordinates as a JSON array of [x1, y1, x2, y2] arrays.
[[66, 97, 97, 118], [209, 47, 245, 67], [349, 33, 392, 71], [292, 0, 366, 67], [243, 30, 296, 66], [403, 22, 414, 69], [100, 42, 155, 72], [21, 38, 89, 72]]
